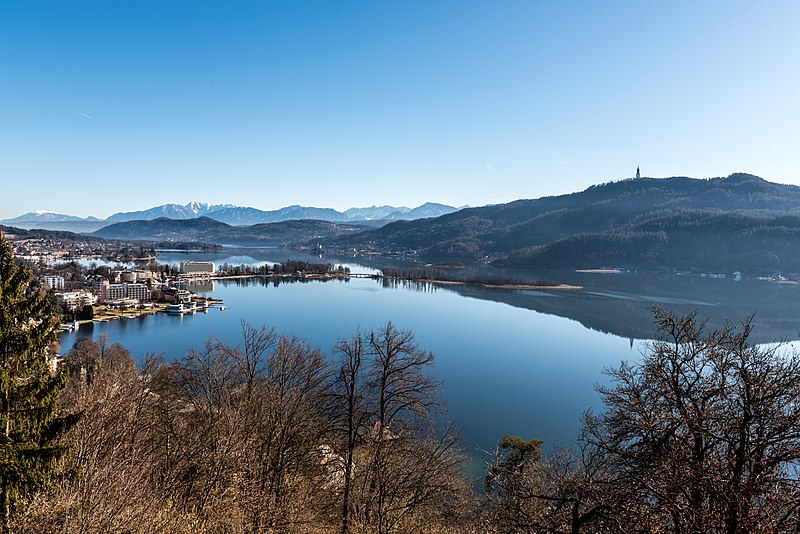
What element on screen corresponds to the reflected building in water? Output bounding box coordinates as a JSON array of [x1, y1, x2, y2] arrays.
[[182, 279, 216, 294]]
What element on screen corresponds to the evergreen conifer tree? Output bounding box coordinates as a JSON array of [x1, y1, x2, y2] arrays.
[[0, 233, 78, 533]]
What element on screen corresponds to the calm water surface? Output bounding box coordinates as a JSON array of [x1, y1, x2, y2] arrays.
[[60, 277, 630, 461]]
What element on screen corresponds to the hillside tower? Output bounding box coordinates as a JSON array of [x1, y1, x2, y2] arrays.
[[636, 166, 641, 179]]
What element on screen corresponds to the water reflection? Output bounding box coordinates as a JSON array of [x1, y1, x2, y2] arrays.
[[178, 279, 215, 293], [209, 276, 352, 289], [389, 271, 800, 345], [379, 277, 440, 293], [152, 248, 800, 344], [156, 247, 374, 274]]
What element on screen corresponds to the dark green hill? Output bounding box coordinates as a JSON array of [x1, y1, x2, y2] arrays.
[[92, 216, 368, 245], [1, 224, 99, 242], [322, 174, 800, 272], [92, 217, 231, 240], [496, 211, 800, 272], [497, 211, 800, 272]]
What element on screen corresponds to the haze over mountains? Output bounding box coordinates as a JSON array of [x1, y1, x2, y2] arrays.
[[0, 202, 461, 232], [1, 211, 102, 223]]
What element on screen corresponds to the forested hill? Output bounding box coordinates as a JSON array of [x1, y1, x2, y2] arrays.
[[92, 216, 369, 245], [321, 174, 800, 272], [0, 224, 103, 242], [496, 210, 800, 272]]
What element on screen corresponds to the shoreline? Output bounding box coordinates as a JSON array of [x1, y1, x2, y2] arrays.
[[213, 272, 581, 291], [422, 279, 582, 290], [62, 298, 222, 331], [59, 272, 581, 336], [384, 276, 582, 291], [213, 272, 349, 281]]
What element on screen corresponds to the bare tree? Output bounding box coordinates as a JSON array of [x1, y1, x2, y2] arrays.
[[237, 320, 278, 398], [582, 308, 800, 532], [483, 308, 800, 533], [484, 436, 638, 534], [34, 338, 183, 534], [241, 333, 333, 530], [332, 332, 367, 534], [367, 322, 440, 434], [150, 324, 334, 531], [333, 323, 471, 533], [17, 320, 475, 533]]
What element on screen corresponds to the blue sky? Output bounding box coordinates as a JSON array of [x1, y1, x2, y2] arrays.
[[2, 0, 798, 219]]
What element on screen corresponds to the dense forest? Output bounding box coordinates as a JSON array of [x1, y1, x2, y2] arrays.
[[497, 210, 800, 271], [4, 234, 800, 532], [0, 225, 101, 242], [92, 217, 369, 245]]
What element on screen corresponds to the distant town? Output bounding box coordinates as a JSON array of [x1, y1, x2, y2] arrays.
[[4, 232, 350, 330]]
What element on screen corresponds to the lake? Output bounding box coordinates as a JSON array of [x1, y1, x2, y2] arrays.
[[59, 249, 800, 473]]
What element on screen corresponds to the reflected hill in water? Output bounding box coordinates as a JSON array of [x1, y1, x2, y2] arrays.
[[155, 247, 800, 344], [381, 268, 800, 345]]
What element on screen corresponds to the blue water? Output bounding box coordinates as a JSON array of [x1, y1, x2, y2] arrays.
[[60, 275, 637, 464]]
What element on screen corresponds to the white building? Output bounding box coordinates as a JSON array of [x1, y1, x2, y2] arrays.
[[105, 298, 140, 309], [180, 261, 215, 274], [106, 284, 127, 300], [133, 269, 153, 281], [118, 270, 153, 283], [106, 283, 151, 302], [126, 283, 151, 302], [93, 279, 109, 301], [43, 275, 65, 290], [55, 291, 97, 310]]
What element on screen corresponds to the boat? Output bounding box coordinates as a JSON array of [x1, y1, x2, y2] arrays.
[[164, 302, 197, 315], [164, 304, 183, 315]]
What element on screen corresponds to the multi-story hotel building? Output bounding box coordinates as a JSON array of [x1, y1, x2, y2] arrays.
[[105, 283, 151, 302], [180, 261, 215, 274], [92, 279, 109, 301], [43, 275, 65, 289], [55, 290, 97, 310]]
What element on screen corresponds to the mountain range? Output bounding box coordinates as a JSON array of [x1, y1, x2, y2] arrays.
[[8, 173, 800, 274], [1, 211, 102, 223], [105, 202, 236, 222], [0, 202, 460, 232]]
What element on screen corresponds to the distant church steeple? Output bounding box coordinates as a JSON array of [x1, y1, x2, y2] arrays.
[[635, 166, 641, 179]]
